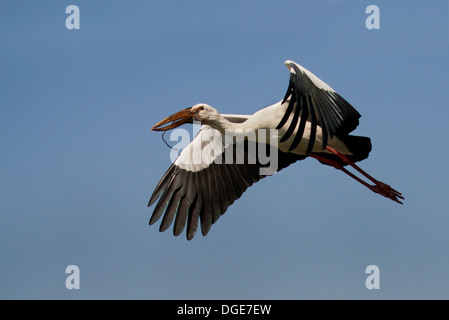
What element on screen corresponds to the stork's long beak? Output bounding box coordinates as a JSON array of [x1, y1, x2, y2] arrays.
[[151, 107, 196, 131]]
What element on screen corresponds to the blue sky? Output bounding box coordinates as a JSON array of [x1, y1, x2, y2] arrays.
[[1, 0, 449, 299]]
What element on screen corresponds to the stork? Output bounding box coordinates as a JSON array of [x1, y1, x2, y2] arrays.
[[148, 60, 404, 240]]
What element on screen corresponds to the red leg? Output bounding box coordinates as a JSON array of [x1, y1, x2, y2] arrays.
[[325, 147, 380, 184], [325, 147, 403, 200], [309, 152, 404, 204]]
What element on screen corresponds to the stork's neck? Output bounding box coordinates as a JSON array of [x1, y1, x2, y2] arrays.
[[205, 115, 243, 132]]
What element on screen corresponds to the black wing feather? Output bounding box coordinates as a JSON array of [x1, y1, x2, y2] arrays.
[[306, 96, 317, 155], [187, 191, 201, 240], [310, 94, 328, 148], [174, 174, 193, 236], [280, 93, 299, 142], [289, 95, 309, 151]]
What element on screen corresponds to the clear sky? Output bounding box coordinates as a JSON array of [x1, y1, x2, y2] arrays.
[[1, 0, 449, 299]]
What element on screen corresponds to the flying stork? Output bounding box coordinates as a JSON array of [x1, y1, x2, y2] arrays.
[[148, 60, 404, 240]]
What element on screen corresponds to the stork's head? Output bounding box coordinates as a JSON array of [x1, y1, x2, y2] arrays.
[[151, 103, 219, 131]]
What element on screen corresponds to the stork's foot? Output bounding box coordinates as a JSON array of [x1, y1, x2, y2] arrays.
[[368, 180, 404, 204]]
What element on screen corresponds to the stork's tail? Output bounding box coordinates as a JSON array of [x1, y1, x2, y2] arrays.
[[343, 135, 372, 163], [313, 135, 372, 167]]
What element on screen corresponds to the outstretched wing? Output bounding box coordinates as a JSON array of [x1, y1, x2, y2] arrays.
[[148, 126, 305, 240], [277, 60, 361, 154]]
